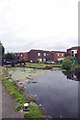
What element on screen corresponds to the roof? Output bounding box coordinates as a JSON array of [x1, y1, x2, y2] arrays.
[[51, 51, 66, 53], [28, 49, 51, 53], [67, 46, 80, 50], [15, 52, 28, 54]]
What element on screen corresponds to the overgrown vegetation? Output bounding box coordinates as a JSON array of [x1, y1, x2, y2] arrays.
[[62, 57, 80, 70], [2, 68, 44, 119], [0, 41, 5, 56], [2, 77, 27, 111], [24, 105, 42, 120], [62, 57, 74, 70]]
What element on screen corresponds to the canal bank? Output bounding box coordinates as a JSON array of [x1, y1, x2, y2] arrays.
[[2, 66, 79, 118], [2, 67, 51, 119], [2, 85, 23, 118]]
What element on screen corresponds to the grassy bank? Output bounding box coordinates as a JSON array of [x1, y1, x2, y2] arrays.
[[2, 68, 43, 119], [26, 62, 62, 67]]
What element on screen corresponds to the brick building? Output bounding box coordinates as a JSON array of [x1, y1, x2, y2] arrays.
[[15, 52, 28, 62], [51, 51, 66, 61], [28, 49, 53, 63], [67, 46, 80, 58]]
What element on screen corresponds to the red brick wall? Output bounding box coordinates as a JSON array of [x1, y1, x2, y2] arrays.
[[67, 49, 80, 58], [52, 52, 65, 61], [23, 52, 28, 61], [77, 50, 80, 57], [67, 49, 72, 56], [16, 52, 28, 62]]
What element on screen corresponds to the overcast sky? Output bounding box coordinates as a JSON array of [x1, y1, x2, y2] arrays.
[[0, 0, 79, 53]]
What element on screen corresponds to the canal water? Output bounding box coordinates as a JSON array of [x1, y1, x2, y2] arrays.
[[25, 70, 79, 118]]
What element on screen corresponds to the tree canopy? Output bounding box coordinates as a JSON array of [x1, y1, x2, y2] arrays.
[[0, 41, 5, 56], [4, 53, 16, 61], [62, 57, 74, 70]]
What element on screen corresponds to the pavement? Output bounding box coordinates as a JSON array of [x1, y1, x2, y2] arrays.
[[2, 84, 23, 118]]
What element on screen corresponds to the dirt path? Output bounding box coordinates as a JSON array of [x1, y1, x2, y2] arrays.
[[2, 85, 23, 118]]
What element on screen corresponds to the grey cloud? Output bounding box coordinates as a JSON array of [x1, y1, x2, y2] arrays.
[[0, 0, 78, 53]]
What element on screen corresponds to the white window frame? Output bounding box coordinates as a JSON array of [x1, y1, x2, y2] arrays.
[[21, 54, 23, 57], [62, 53, 64, 56], [44, 53, 46, 56], [57, 53, 59, 56], [38, 53, 41, 56], [43, 58, 46, 62]]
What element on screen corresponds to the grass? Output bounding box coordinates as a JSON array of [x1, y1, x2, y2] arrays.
[[26, 62, 62, 67], [2, 68, 44, 119], [2, 77, 27, 111], [24, 105, 42, 120]]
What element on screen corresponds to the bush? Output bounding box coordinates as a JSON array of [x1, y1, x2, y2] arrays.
[[24, 105, 42, 120], [62, 57, 74, 70], [59, 60, 63, 64], [76, 58, 80, 64]]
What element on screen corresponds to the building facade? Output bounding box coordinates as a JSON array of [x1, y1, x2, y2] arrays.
[[67, 46, 80, 58], [51, 51, 66, 61], [15, 52, 28, 62], [28, 49, 53, 63]]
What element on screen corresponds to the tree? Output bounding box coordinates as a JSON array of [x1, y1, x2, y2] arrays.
[[4, 53, 16, 61], [62, 57, 74, 70], [0, 41, 5, 56]]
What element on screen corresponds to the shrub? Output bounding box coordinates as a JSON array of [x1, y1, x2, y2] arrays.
[[76, 58, 80, 64], [62, 57, 74, 70]]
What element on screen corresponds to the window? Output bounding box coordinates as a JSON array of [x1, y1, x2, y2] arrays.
[[62, 53, 64, 56], [44, 53, 46, 56], [57, 53, 59, 56], [43, 58, 46, 62], [38, 58, 42, 62], [38, 53, 41, 56], [72, 51, 74, 56], [21, 54, 23, 57]]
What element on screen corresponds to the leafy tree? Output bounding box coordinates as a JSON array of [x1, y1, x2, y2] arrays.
[[0, 41, 5, 56], [76, 57, 80, 64], [62, 57, 74, 70], [4, 53, 16, 61]]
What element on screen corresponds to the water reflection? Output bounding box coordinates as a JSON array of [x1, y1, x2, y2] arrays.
[[62, 70, 80, 81], [26, 70, 78, 118]]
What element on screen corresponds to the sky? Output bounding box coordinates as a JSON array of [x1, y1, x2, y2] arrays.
[[0, 0, 79, 53]]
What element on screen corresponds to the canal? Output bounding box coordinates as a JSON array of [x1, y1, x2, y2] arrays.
[[25, 69, 79, 118]]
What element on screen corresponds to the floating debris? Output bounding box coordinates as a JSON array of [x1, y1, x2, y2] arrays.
[[32, 81, 37, 83], [39, 104, 42, 107], [27, 94, 37, 102], [24, 86, 27, 89], [19, 82, 22, 84], [52, 67, 61, 71], [28, 74, 31, 76], [16, 80, 19, 83], [27, 81, 31, 84], [26, 76, 33, 80]]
